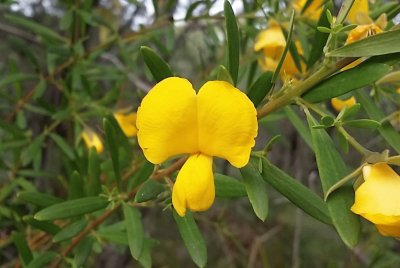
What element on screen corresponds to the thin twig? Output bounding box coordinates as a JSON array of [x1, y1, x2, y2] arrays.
[[247, 226, 282, 268]]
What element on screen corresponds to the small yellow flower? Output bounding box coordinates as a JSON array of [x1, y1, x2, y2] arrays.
[[114, 112, 138, 137], [254, 21, 303, 78], [330, 96, 356, 112], [293, 0, 324, 21], [346, 14, 387, 45], [81, 127, 104, 153], [136, 77, 258, 216], [347, 0, 369, 24], [351, 163, 400, 237]]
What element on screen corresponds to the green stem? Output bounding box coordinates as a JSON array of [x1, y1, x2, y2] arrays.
[[336, 126, 373, 156], [257, 57, 357, 118]]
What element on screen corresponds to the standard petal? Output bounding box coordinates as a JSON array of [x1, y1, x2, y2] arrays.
[[136, 77, 198, 164], [114, 112, 138, 137], [254, 25, 286, 52], [351, 163, 400, 217], [172, 154, 215, 217], [197, 81, 258, 168], [347, 0, 369, 24]]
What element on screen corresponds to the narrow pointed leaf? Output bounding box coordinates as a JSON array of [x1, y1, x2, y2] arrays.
[[135, 179, 165, 203], [214, 173, 247, 198], [217, 65, 234, 84], [49, 133, 75, 160], [307, 112, 360, 248], [18, 191, 63, 207], [27, 252, 57, 268], [88, 147, 101, 196], [247, 71, 273, 107], [53, 219, 87, 243], [284, 106, 313, 150], [261, 159, 331, 225], [34, 197, 109, 221], [240, 157, 269, 221], [23, 216, 61, 235], [12, 232, 33, 266], [303, 62, 391, 103], [224, 0, 240, 85], [69, 170, 84, 199], [173, 211, 207, 268], [103, 118, 120, 187], [356, 91, 400, 154], [123, 202, 144, 260], [327, 29, 400, 57], [344, 119, 381, 129], [140, 46, 173, 82]]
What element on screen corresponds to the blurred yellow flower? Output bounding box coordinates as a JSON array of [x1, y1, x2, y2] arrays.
[[114, 112, 138, 137], [347, 0, 369, 24], [330, 96, 356, 112], [254, 21, 303, 79], [293, 0, 324, 21], [81, 127, 103, 153], [136, 77, 258, 216], [351, 163, 400, 237]]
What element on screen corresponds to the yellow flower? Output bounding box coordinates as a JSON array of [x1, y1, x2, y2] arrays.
[[81, 127, 104, 153], [346, 14, 387, 45], [330, 96, 356, 112], [347, 0, 369, 24], [114, 112, 138, 137], [351, 163, 400, 237], [254, 22, 303, 78], [293, 0, 324, 21], [136, 77, 258, 216]]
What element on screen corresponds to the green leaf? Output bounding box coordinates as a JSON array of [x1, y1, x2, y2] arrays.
[[23, 216, 61, 235], [138, 239, 156, 268], [261, 158, 332, 225], [284, 106, 313, 150], [370, 1, 400, 20], [20, 134, 45, 166], [224, 0, 240, 85], [135, 179, 165, 203], [308, 2, 333, 67], [272, 10, 295, 83], [321, 115, 334, 126], [240, 157, 269, 221], [5, 14, 66, 42], [0, 73, 37, 88], [88, 147, 101, 196], [103, 118, 120, 187], [356, 90, 400, 154], [70, 172, 85, 200], [12, 232, 33, 266], [123, 203, 144, 260], [73, 236, 94, 266], [247, 71, 273, 107], [216, 65, 234, 84], [327, 29, 400, 57], [335, 0, 355, 24], [34, 197, 109, 221], [53, 218, 87, 243], [173, 211, 207, 268], [18, 191, 63, 207], [303, 62, 391, 103], [129, 161, 154, 190], [214, 173, 247, 198], [49, 133, 75, 160], [306, 112, 360, 248], [344, 119, 381, 129], [27, 252, 57, 268], [140, 46, 173, 82]]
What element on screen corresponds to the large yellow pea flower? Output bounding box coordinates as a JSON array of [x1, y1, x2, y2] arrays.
[[136, 77, 258, 216], [254, 22, 303, 78], [351, 163, 400, 237], [293, 0, 324, 21], [81, 127, 104, 153], [114, 111, 138, 137], [330, 96, 356, 112]]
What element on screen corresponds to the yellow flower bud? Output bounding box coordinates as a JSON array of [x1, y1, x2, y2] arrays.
[[114, 111, 138, 137], [81, 127, 104, 153]]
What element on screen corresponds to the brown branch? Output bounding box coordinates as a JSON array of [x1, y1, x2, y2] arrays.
[[150, 157, 187, 180]]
